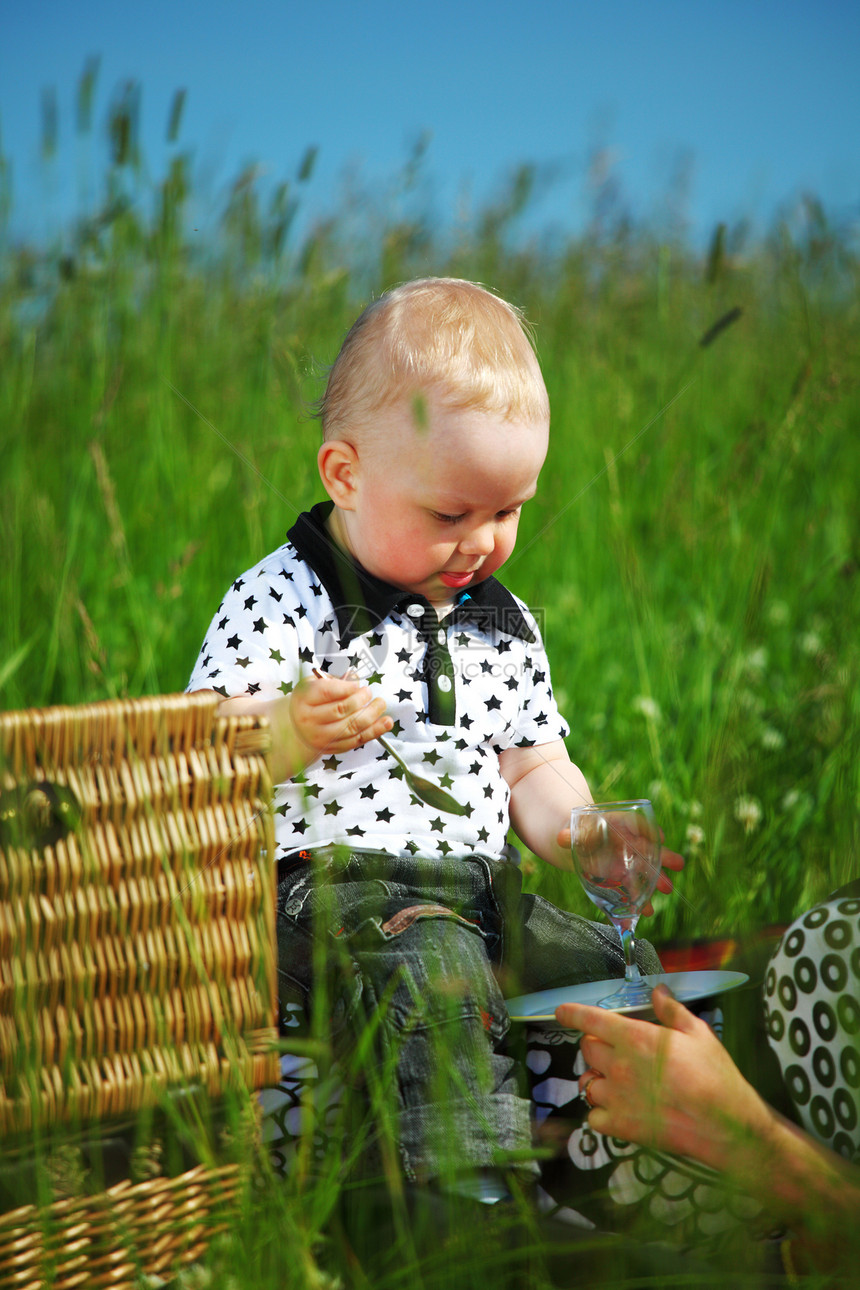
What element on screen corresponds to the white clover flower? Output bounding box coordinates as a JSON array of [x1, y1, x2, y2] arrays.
[[648, 779, 665, 802], [799, 631, 822, 656], [734, 796, 763, 833], [781, 789, 813, 817], [744, 646, 768, 674], [687, 799, 703, 819], [685, 823, 705, 850], [632, 695, 662, 722], [761, 727, 785, 750], [175, 1264, 215, 1290]]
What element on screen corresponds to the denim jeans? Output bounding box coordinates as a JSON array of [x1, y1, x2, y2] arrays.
[[275, 849, 661, 1183]]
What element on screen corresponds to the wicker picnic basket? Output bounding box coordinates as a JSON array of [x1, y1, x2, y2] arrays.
[[0, 692, 279, 1288]]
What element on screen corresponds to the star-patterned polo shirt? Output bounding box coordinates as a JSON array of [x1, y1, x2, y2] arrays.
[[187, 502, 569, 862]]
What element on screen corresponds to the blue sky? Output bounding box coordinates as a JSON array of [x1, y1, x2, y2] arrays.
[[2, 0, 858, 247]]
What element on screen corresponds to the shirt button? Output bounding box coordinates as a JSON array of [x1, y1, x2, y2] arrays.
[[436, 629, 446, 645], [437, 675, 452, 692], [406, 603, 424, 618]]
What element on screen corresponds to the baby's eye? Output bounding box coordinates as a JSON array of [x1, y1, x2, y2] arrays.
[[497, 508, 521, 520], [431, 511, 465, 525]]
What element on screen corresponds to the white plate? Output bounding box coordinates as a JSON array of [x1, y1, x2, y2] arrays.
[[505, 970, 749, 1023]]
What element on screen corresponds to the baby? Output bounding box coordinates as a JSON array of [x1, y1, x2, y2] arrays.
[[188, 278, 678, 1195]]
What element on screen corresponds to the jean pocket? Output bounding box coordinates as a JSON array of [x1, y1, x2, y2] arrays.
[[346, 906, 509, 1043]]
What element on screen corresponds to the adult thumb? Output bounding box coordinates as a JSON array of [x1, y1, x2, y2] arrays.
[[651, 984, 698, 1034]]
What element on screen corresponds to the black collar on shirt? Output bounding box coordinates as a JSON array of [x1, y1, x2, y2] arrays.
[[287, 502, 535, 644]]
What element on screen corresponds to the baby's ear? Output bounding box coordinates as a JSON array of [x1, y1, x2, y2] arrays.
[[317, 439, 359, 507]]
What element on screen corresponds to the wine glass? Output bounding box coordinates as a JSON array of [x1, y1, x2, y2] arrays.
[[570, 799, 662, 1009]]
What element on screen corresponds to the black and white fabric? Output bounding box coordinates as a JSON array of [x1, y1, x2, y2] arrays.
[[188, 502, 567, 863], [259, 1050, 345, 1179], [763, 882, 860, 1163]]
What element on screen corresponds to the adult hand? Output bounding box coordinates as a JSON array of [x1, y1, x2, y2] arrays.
[[555, 985, 774, 1174], [559, 986, 860, 1268]]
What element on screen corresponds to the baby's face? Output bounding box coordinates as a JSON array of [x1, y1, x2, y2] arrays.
[[334, 394, 548, 606]]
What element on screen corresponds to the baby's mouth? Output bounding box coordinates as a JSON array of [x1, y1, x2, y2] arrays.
[[439, 570, 477, 589]]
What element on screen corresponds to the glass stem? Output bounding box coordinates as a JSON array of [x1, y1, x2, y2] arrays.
[[619, 921, 641, 985]]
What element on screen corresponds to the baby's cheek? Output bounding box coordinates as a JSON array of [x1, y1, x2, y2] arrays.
[[387, 531, 444, 574], [490, 530, 519, 574]]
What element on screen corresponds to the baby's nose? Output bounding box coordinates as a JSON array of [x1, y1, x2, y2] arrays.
[[459, 524, 495, 556]]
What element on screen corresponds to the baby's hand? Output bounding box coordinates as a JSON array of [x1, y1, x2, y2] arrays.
[[290, 669, 392, 760], [555, 822, 685, 917]]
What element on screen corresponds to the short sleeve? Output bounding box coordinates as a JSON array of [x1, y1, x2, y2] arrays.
[[187, 554, 303, 700], [500, 603, 569, 750]]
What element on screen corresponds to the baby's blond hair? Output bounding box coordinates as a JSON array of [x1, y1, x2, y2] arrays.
[[320, 278, 549, 440]]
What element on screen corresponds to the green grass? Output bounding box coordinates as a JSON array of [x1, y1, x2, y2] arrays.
[[1, 96, 859, 1285]]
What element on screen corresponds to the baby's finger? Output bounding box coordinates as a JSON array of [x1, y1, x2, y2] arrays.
[[650, 848, 685, 905], [317, 681, 378, 724], [347, 697, 391, 741], [331, 694, 387, 737], [356, 710, 395, 746], [315, 696, 389, 748], [307, 667, 392, 752], [302, 677, 363, 712]]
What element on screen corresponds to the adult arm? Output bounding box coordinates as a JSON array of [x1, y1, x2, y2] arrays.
[[557, 986, 860, 1268]]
